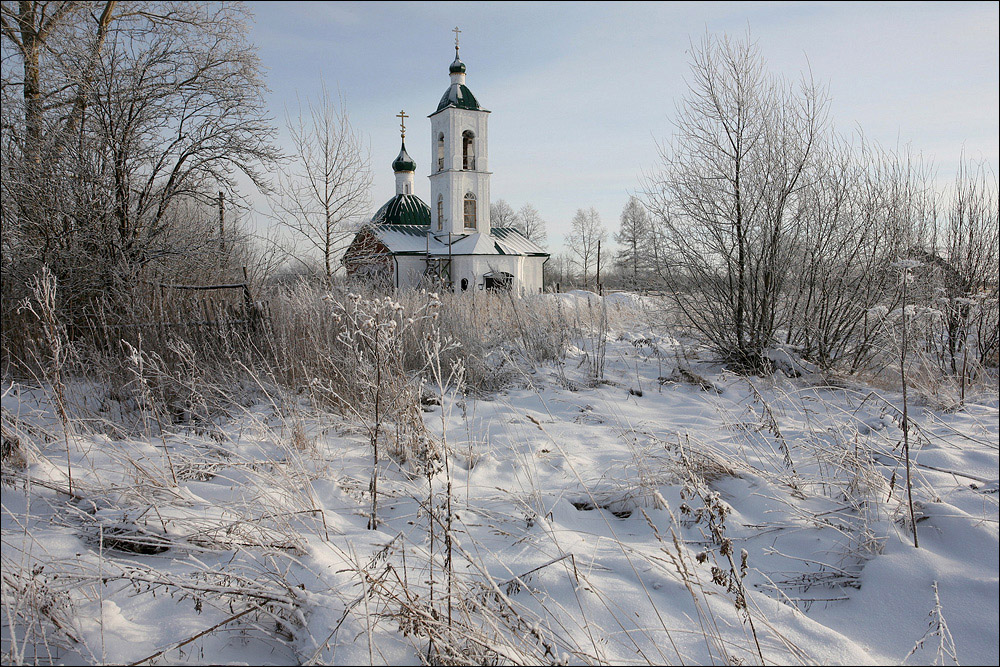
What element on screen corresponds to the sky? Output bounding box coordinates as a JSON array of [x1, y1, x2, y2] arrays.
[[245, 1, 1000, 255]]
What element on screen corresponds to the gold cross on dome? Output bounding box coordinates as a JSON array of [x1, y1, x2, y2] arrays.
[[453, 26, 461, 53], [396, 109, 408, 139]]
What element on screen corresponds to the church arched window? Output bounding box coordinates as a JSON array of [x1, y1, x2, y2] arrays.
[[437, 194, 444, 230], [437, 133, 445, 171], [462, 131, 475, 170], [463, 192, 477, 230]]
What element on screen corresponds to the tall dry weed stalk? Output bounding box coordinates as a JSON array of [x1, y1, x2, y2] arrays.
[[20, 268, 75, 495], [897, 260, 920, 549], [324, 292, 440, 528]]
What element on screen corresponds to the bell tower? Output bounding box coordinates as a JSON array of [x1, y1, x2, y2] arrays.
[[428, 27, 491, 237]]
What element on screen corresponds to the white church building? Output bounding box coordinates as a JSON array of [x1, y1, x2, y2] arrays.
[[343, 34, 548, 293]]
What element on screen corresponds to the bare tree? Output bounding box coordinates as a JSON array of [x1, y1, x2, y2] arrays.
[[491, 199, 547, 246], [89, 4, 278, 274], [539, 252, 568, 290], [645, 32, 827, 369], [941, 159, 999, 373], [517, 203, 547, 247], [2, 1, 106, 289], [566, 207, 606, 289], [1, 1, 279, 317], [489, 199, 518, 228], [0, 1, 87, 166], [780, 136, 928, 369], [272, 87, 371, 282]]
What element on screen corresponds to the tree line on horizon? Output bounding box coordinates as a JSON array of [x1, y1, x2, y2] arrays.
[[2, 3, 995, 378], [556, 34, 997, 376]]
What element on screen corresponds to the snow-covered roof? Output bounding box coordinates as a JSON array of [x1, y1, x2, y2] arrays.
[[491, 227, 548, 256], [446, 232, 496, 255], [364, 225, 548, 257]]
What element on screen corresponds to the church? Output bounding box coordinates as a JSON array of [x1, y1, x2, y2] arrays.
[[343, 32, 548, 294]]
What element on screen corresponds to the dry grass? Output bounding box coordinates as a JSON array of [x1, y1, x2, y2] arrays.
[[3, 274, 994, 665]]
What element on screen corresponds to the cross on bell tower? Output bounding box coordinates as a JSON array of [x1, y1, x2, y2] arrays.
[[453, 26, 461, 55], [396, 109, 408, 140]]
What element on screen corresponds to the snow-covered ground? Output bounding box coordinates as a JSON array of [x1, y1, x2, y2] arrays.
[[2, 294, 998, 665]]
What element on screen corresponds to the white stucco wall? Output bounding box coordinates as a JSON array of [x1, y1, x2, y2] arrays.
[[520, 256, 546, 294], [394, 170, 414, 195], [428, 107, 491, 237], [391, 252, 544, 295]]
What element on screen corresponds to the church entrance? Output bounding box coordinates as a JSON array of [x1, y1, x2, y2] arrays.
[[483, 272, 513, 292]]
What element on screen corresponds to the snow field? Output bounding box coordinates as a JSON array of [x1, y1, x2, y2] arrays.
[[2, 293, 997, 665]]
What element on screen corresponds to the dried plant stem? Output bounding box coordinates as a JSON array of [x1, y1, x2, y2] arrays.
[[128, 604, 262, 666], [900, 268, 919, 549], [369, 326, 382, 530], [24, 268, 74, 495]]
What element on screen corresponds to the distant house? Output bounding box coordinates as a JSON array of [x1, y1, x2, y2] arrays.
[[343, 38, 548, 294]]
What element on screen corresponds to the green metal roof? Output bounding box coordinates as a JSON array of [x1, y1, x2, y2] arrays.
[[434, 83, 485, 114], [392, 141, 416, 172], [449, 56, 466, 74], [371, 193, 431, 226]]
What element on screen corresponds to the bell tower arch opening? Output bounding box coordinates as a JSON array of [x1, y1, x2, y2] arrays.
[[462, 131, 476, 170]]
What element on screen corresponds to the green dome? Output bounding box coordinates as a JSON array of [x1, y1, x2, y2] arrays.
[[371, 193, 431, 226], [392, 141, 416, 172], [434, 83, 483, 113], [449, 56, 466, 74]]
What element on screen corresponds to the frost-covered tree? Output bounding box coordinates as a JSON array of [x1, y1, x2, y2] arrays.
[[940, 159, 1000, 371], [645, 32, 826, 368], [614, 197, 651, 289], [1, 1, 278, 319], [780, 137, 932, 370], [566, 207, 607, 289], [490, 199, 518, 228], [271, 87, 371, 282], [517, 203, 547, 247]]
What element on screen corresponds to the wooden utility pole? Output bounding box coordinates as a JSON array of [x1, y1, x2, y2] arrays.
[[596, 239, 602, 294]]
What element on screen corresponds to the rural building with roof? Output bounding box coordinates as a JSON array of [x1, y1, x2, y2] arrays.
[[343, 31, 549, 293]]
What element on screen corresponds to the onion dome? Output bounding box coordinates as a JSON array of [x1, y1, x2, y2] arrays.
[[433, 30, 488, 115], [371, 194, 431, 226], [392, 141, 416, 172], [436, 83, 482, 113]]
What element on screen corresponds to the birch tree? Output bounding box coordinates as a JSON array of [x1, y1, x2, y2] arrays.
[[645, 32, 827, 368], [272, 88, 371, 282], [566, 207, 606, 289]]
